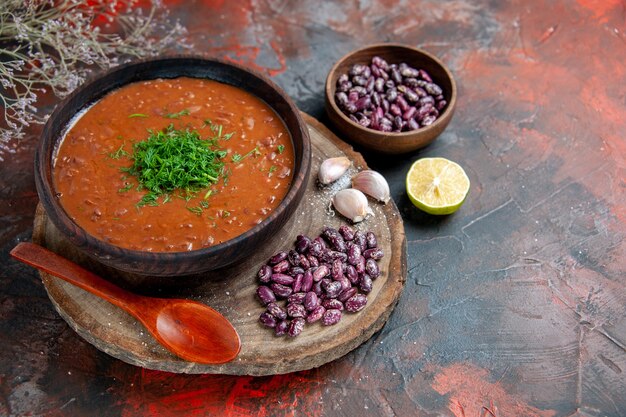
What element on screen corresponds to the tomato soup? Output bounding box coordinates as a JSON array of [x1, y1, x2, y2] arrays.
[[53, 77, 294, 252]]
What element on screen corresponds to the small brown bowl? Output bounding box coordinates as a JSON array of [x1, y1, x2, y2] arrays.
[[325, 43, 457, 154], [35, 56, 311, 277]]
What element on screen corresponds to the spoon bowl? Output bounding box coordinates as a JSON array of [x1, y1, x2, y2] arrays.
[[10, 242, 241, 364], [155, 300, 241, 364]]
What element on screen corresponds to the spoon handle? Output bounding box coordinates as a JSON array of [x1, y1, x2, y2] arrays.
[[10, 242, 140, 312]]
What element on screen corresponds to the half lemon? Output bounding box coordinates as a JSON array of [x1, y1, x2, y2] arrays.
[[406, 157, 470, 215]]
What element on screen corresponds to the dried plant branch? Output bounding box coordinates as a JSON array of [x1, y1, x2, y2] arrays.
[[0, 0, 190, 160]]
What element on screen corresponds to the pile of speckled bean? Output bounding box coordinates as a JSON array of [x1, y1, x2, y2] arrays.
[[256, 226, 384, 337]]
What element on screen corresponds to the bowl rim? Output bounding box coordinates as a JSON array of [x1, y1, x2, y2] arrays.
[[325, 43, 457, 137], [35, 54, 311, 266]]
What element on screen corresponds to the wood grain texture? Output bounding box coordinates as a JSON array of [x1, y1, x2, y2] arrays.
[[32, 113, 407, 375]]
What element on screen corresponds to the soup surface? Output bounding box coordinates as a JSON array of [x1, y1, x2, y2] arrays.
[[54, 77, 294, 252]]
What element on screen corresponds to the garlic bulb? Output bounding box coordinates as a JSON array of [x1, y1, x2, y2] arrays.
[[332, 189, 374, 223], [352, 170, 390, 203], [318, 157, 351, 185]]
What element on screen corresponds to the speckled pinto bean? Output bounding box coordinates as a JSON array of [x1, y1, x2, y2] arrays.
[[295, 235, 311, 253], [337, 276, 351, 292], [270, 283, 292, 299], [299, 256, 310, 270], [274, 320, 289, 336], [365, 258, 380, 278], [335, 57, 447, 132], [353, 231, 367, 251], [322, 298, 344, 311], [338, 287, 358, 303], [257, 286, 276, 305], [288, 292, 306, 305], [257, 264, 272, 283], [302, 270, 314, 292], [324, 280, 343, 298], [313, 264, 330, 281], [338, 225, 355, 241], [287, 303, 307, 318], [267, 302, 287, 320], [304, 291, 319, 311], [346, 264, 359, 284], [269, 251, 288, 265], [307, 305, 325, 323], [345, 294, 368, 312], [288, 318, 305, 337], [359, 274, 373, 293], [272, 259, 290, 273], [365, 231, 377, 248], [272, 273, 294, 286], [322, 309, 342, 326], [347, 243, 361, 265], [289, 266, 304, 276], [331, 259, 344, 280], [292, 273, 303, 293], [288, 250, 300, 266], [363, 247, 384, 260], [259, 312, 277, 328], [255, 226, 385, 337]]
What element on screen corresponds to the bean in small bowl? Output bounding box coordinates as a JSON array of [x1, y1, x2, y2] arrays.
[[325, 44, 457, 154]]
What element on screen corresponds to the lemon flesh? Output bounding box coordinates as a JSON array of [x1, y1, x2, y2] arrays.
[[406, 157, 470, 215]]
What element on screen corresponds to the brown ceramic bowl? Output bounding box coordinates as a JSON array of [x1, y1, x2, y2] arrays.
[[35, 56, 311, 277], [325, 43, 457, 154]]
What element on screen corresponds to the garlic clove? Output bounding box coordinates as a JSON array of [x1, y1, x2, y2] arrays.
[[352, 170, 391, 203], [332, 189, 374, 223], [318, 156, 351, 185]]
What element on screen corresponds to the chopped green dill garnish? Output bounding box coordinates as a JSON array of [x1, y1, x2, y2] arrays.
[[119, 183, 133, 193], [277, 144, 285, 154], [222, 210, 231, 218], [223, 167, 232, 186], [108, 143, 130, 160], [187, 199, 209, 216], [138, 193, 159, 207], [268, 165, 277, 176], [204, 189, 212, 200], [128, 113, 149, 119], [231, 146, 260, 163], [187, 206, 203, 216], [164, 109, 190, 119], [203, 119, 234, 140], [122, 124, 225, 207]]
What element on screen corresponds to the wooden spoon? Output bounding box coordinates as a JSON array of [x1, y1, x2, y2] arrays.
[[10, 242, 241, 364]]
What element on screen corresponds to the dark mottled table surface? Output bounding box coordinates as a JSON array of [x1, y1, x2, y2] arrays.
[[1, 1, 625, 416]]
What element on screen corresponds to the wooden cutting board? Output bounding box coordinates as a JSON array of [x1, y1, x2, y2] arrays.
[[32, 113, 407, 375]]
